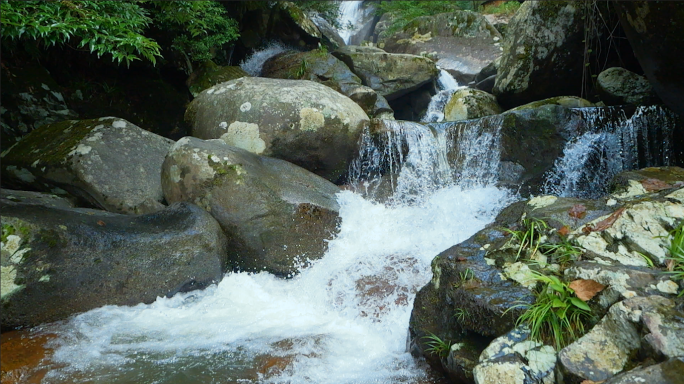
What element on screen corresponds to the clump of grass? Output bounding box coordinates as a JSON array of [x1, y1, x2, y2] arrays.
[[481, 1, 521, 15], [454, 308, 470, 322], [503, 218, 549, 260], [511, 272, 592, 350], [540, 238, 582, 265], [422, 332, 451, 359], [666, 222, 684, 295]]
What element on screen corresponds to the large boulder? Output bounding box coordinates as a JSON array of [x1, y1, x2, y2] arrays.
[[1, 201, 228, 330], [1, 117, 174, 214], [493, 1, 587, 109], [309, 13, 345, 50], [615, 1, 684, 118], [378, 11, 503, 84], [332, 46, 439, 101], [444, 88, 501, 121], [261, 49, 393, 118], [186, 61, 249, 98], [597, 67, 657, 106], [185, 77, 369, 183], [161, 137, 341, 277]]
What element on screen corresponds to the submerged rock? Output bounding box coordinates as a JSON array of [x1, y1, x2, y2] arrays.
[[186, 77, 368, 183], [1, 117, 174, 214], [332, 45, 439, 101], [161, 137, 341, 277], [444, 89, 501, 122], [1, 201, 228, 330]]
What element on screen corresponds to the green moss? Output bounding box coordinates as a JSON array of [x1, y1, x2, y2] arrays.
[[209, 160, 245, 186], [2, 118, 100, 170], [2, 223, 31, 243], [38, 229, 65, 249]]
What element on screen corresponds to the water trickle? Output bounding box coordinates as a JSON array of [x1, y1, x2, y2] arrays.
[[544, 105, 679, 198], [422, 70, 464, 123], [239, 42, 290, 76]]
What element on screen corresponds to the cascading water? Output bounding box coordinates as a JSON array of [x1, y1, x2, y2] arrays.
[[544, 105, 679, 198], [239, 42, 289, 76], [421, 70, 463, 123], [32, 118, 515, 384], [337, 1, 365, 45]]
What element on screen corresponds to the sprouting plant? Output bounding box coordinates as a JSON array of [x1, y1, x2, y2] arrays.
[[503, 218, 550, 260], [540, 238, 582, 265], [295, 58, 308, 78], [509, 272, 592, 350], [454, 308, 470, 322], [666, 222, 684, 295], [460, 268, 474, 282], [422, 332, 451, 359]]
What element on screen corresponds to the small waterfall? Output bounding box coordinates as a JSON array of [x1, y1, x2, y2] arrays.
[[239, 42, 289, 76], [421, 70, 464, 123], [351, 115, 504, 204], [543, 105, 679, 198], [338, 1, 365, 45]]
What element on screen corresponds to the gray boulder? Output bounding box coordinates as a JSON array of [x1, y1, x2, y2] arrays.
[[1, 117, 174, 214], [444, 89, 501, 122], [1, 188, 76, 209], [493, 1, 587, 109], [185, 77, 369, 183], [261, 49, 393, 118], [597, 67, 657, 106], [332, 46, 439, 101], [161, 137, 341, 277], [309, 13, 345, 50], [378, 11, 503, 84], [604, 358, 684, 384], [1, 201, 228, 330]]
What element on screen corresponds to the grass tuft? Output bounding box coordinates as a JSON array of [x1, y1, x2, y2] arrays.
[[666, 222, 684, 296], [422, 332, 451, 359]]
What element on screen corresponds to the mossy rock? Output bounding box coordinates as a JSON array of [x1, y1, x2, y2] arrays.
[[509, 96, 594, 111], [187, 61, 249, 97], [444, 89, 502, 121], [596, 67, 656, 106]]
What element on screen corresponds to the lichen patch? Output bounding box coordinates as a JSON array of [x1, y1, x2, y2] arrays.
[[299, 107, 325, 131], [221, 122, 266, 154]]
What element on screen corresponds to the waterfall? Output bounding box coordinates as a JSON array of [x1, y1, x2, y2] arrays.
[[337, 1, 365, 45], [37, 117, 514, 384], [543, 105, 679, 198], [239, 42, 289, 76], [421, 70, 464, 123]]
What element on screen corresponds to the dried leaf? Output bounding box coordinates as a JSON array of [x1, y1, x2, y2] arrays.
[[666, 258, 676, 272], [641, 178, 671, 192], [456, 257, 467, 262], [568, 204, 587, 219], [557, 225, 570, 237], [97, 220, 106, 226], [583, 207, 625, 234], [569, 279, 605, 301], [580, 380, 605, 384]]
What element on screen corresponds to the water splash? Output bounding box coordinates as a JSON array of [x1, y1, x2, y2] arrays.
[[239, 42, 290, 76], [544, 105, 679, 198], [422, 70, 463, 123]]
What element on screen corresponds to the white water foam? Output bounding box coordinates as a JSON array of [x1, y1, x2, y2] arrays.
[[239, 42, 290, 76], [422, 70, 464, 123], [39, 115, 515, 383], [337, 1, 364, 45]]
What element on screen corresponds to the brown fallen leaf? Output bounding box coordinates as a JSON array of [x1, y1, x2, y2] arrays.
[[557, 225, 570, 237], [641, 178, 671, 192], [582, 207, 625, 234], [97, 220, 106, 226], [569, 279, 605, 301], [568, 204, 587, 219], [580, 380, 605, 384], [456, 257, 467, 262], [666, 258, 676, 272]]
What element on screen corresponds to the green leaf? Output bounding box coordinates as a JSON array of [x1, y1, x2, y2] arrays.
[[570, 297, 591, 311]]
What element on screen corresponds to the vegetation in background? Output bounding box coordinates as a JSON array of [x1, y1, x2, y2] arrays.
[[511, 273, 592, 350], [294, 0, 341, 28], [667, 222, 684, 296], [480, 1, 521, 15], [375, 1, 476, 35], [0, 0, 239, 70]]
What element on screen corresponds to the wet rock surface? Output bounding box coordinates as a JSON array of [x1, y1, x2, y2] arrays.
[[161, 137, 341, 277], [1, 200, 228, 330]]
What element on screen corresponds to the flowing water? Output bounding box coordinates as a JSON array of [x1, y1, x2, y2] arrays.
[[337, 1, 365, 45], [239, 42, 290, 77], [421, 70, 463, 123], [24, 120, 515, 384], [543, 105, 679, 198]]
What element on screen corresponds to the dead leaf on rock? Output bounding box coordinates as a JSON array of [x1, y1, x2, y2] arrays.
[[666, 258, 676, 272], [580, 380, 605, 384], [569, 279, 605, 301], [97, 220, 106, 226], [568, 204, 587, 219], [641, 178, 671, 192], [582, 207, 625, 234], [557, 226, 570, 237]]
